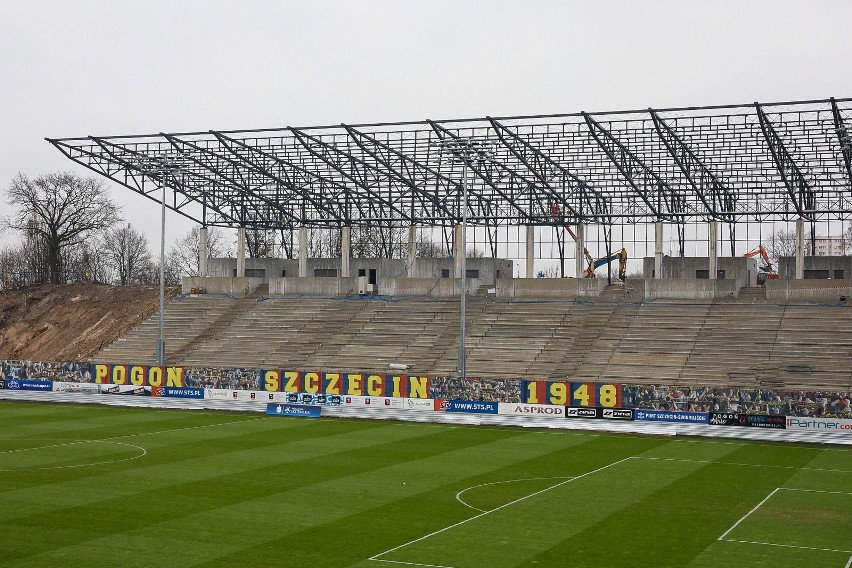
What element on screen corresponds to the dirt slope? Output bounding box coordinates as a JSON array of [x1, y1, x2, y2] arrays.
[[0, 283, 179, 361]]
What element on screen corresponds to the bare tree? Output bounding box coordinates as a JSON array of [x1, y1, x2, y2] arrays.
[[166, 226, 230, 281], [5, 172, 121, 283], [103, 224, 154, 285], [765, 228, 797, 267], [245, 228, 275, 258]]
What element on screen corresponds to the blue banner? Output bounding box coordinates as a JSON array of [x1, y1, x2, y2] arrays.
[[2, 379, 53, 391], [446, 400, 499, 414], [162, 387, 204, 399], [634, 409, 708, 424], [266, 403, 322, 418]]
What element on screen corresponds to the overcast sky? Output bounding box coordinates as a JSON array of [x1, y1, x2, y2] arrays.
[[2, 0, 851, 250]]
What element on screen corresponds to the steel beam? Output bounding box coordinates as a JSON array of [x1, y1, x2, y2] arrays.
[[649, 110, 736, 221], [755, 103, 816, 219], [831, 97, 852, 190]]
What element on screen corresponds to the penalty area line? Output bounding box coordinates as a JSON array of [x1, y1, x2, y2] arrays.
[[368, 456, 634, 565]]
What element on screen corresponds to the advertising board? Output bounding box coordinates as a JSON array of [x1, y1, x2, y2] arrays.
[[100, 385, 151, 396], [158, 387, 205, 399], [709, 413, 786, 429], [498, 403, 565, 418], [521, 380, 622, 407], [265, 403, 322, 418], [563, 407, 634, 420], [404, 398, 435, 411], [785, 416, 852, 432], [634, 409, 709, 424], [2, 379, 53, 391], [53, 382, 100, 394], [445, 401, 499, 414]]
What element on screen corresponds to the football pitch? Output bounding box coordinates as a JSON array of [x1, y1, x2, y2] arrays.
[[0, 401, 850, 568]]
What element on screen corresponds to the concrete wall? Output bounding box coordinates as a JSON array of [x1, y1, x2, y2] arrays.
[[643, 278, 738, 300], [642, 256, 757, 289], [268, 277, 358, 296], [182, 277, 266, 296], [208, 257, 513, 285], [777, 256, 852, 280], [495, 278, 607, 299], [766, 278, 852, 302]]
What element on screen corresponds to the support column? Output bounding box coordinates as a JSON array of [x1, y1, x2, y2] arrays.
[[340, 225, 351, 278], [236, 227, 246, 278], [406, 225, 417, 278], [654, 221, 663, 278], [198, 226, 208, 277], [454, 224, 463, 277], [575, 224, 585, 278], [795, 218, 805, 279], [526, 225, 535, 278], [708, 221, 719, 280], [299, 226, 308, 277]]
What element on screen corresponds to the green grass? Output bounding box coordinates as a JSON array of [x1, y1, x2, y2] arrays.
[[0, 400, 850, 568]]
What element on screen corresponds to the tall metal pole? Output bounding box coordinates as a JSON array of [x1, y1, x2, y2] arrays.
[[158, 182, 165, 366], [459, 158, 468, 379]]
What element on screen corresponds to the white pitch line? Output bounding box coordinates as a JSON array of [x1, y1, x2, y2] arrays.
[[371, 559, 456, 568], [635, 456, 852, 475], [369, 456, 633, 564], [845, 554, 852, 568], [721, 539, 852, 555], [718, 487, 779, 541], [455, 476, 576, 512], [0, 440, 147, 471], [779, 487, 852, 496]]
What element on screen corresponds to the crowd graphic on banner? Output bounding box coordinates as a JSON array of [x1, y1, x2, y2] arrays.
[[0, 359, 850, 420], [430, 377, 521, 403], [624, 385, 852, 419]]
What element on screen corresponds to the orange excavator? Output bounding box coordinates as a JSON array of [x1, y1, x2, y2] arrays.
[[549, 204, 628, 281], [743, 245, 779, 281]]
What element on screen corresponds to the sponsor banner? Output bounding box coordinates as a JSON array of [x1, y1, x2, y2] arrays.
[[266, 403, 322, 418], [785, 417, 852, 432], [521, 380, 623, 408], [434, 398, 450, 412], [160, 387, 204, 399], [634, 409, 709, 424], [0, 379, 5, 389], [286, 392, 343, 406], [2, 379, 53, 391], [260, 370, 430, 399], [101, 385, 151, 396], [446, 400, 499, 414], [205, 388, 235, 400], [342, 395, 400, 408], [709, 413, 786, 429], [404, 398, 435, 411], [93, 363, 185, 387], [53, 381, 100, 394], [601, 408, 634, 421], [564, 406, 600, 419], [498, 403, 565, 418]]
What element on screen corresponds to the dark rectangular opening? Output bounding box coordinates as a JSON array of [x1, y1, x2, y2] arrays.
[[695, 270, 709, 279], [281, 270, 287, 277], [717, 269, 725, 279], [245, 268, 266, 278], [466, 269, 480, 278], [358, 268, 366, 277], [834, 270, 845, 279], [368, 268, 377, 285], [804, 270, 830, 279], [441, 269, 450, 278], [314, 268, 338, 277]]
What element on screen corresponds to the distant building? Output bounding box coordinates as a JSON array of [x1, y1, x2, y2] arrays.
[[812, 236, 845, 256]]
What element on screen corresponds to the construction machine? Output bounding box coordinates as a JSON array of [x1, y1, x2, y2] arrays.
[[743, 245, 779, 283], [549, 203, 628, 281]]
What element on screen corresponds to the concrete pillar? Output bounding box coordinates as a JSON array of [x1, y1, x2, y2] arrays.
[[198, 226, 208, 277], [406, 225, 417, 278], [236, 227, 246, 278], [454, 224, 463, 277], [340, 225, 351, 278], [299, 226, 308, 277], [795, 218, 805, 279], [575, 224, 585, 278], [526, 225, 535, 278], [654, 221, 663, 278], [708, 221, 719, 280]]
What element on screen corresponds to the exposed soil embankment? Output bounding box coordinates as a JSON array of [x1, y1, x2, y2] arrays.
[[0, 283, 179, 361]]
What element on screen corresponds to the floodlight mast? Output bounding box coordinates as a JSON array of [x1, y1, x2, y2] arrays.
[[434, 139, 496, 380]]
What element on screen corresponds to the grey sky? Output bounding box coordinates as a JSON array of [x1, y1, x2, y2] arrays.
[[2, 0, 851, 250]]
